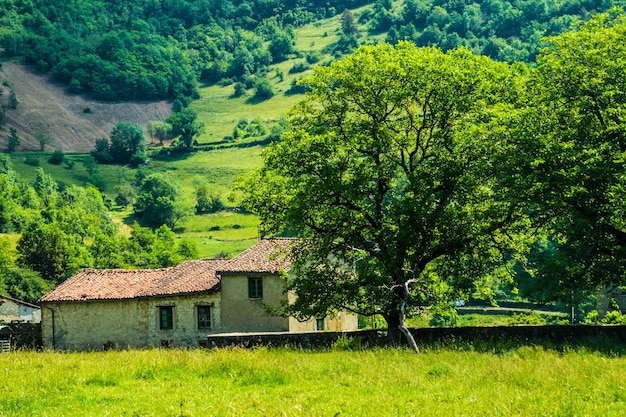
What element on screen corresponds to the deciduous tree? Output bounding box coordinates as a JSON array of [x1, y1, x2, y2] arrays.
[[521, 10, 626, 309], [242, 42, 538, 349]]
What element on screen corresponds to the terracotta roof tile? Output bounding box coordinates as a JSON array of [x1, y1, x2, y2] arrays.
[[40, 259, 224, 302], [40, 239, 297, 303], [218, 238, 295, 274]]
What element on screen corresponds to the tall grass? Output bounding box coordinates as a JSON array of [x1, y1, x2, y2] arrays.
[[1, 345, 625, 416]]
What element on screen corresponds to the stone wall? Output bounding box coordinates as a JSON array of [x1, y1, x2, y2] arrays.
[[42, 292, 220, 350], [207, 325, 626, 349]]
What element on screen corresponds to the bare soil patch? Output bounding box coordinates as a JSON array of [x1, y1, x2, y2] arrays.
[[0, 59, 172, 152]]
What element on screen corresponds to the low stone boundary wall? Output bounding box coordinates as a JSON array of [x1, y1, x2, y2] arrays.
[[207, 329, 380, 349], [207, 325, 626, 349]]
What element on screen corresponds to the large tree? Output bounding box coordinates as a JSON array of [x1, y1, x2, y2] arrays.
[[521, 10, 626, 309], [242, 42, 540, 348], [109, 123, 147, 165], [133, 173, 193, 228]]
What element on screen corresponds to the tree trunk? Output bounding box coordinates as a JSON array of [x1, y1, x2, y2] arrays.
[[384, 279, 419, 353], [384, 313, 403, 344], [399, 297, 419, 354]]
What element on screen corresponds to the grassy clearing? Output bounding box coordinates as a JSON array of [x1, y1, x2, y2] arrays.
[[2, 345, 625, 416]]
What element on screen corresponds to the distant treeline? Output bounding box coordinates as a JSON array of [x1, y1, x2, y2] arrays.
[[0, 0, 619, 101], [362, 0, 618, 62]]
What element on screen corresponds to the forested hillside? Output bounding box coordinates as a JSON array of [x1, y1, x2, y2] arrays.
[[0, 0, 619, 103]]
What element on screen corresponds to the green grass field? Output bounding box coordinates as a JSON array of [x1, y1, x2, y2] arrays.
[[2, 345, 625, 416]]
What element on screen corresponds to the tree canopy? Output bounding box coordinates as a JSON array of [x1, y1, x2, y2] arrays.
[[242, 42, 541, 344], [519, 9, 626, 307]]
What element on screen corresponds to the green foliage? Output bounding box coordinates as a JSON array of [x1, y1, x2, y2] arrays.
[[429, 310, 459, 327], [7, 127, 19, 152], [268, 30, 296, 62], [146, 121, 171, 146], [253, 77, 275, 100], [289, 61, 311, 74], [242, 42, 539, 339], [16, 222, 86, 284], [167, 108, 203, 150], [585, 310, 626, 325], [24, 156, 39, 166], [507, 312, 548, 325], [520, 10, 626, 304], [331, 335, 363, 351], [7, 90, 17, 109], [134, 173, 192, 228], [35, 131, 54, 152], [195, 183, 224, 214], [365, 0, 617, 63], [108, 123, 147, 165], [48, 150, 64, 165]]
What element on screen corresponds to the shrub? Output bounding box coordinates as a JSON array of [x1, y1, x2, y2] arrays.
[[233, 82, 246, 97], [254, 78, 275, 100], [24, 156, 40, 166], [48, 149, 65, 165], [331, 335, 362, 351], [429, 310, 458, 327], [305, 51, 322, 64], [600, 310, 626, 325], [289, 61, 311, 74], [507, 311, 547, 325]]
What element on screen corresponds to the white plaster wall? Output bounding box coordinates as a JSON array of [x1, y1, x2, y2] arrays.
[[220, 274, 289, 333], [0, 298, 19, 323]]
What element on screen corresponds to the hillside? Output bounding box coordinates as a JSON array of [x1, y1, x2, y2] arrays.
[[0, 60, 172, 153]]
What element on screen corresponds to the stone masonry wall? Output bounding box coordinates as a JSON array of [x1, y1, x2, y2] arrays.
[[42, 292, 220, 350]]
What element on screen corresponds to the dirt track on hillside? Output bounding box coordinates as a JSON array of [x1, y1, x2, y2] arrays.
[[0, 60, 172, 152]]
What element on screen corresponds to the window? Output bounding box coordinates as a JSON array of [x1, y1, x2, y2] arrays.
[[197, 306, 211, 330], [316, 318, 325, 331], [248, 277, 263, 299], [159, 306, 173, 330]]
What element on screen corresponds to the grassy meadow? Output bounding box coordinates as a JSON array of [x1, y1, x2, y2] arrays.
[[2, 344, 626, 416]]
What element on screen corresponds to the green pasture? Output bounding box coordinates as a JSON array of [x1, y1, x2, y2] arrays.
[[9, 147, 264, 259], [2, 345, 625, 416], [191, 9, 349, 145]]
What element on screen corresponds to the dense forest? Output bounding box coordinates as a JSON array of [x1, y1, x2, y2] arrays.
[[0, 0, 620, 101]]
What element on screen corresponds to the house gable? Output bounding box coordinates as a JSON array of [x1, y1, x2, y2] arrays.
[[0, 295, 41, 323]]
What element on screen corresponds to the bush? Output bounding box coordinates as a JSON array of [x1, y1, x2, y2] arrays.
[[429, 310, 458, 327], [289, 61, 311, 74], [24, 156, 40, 166], [331, 335, 362, 351], [507, 311, 547, 325], [233, 82, 247, 97], [305, 51, 322, 64], [254, 78, 275, 100], [600, 310, 626, 325], [129, 150, 148, 168], [48, 149, 65, 165]]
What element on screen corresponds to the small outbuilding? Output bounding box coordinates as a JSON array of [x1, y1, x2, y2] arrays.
[[0, 294, 41, 323]]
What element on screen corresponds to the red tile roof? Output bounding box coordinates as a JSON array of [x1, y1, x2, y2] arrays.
[[39, 239, 296, 303], [40, 259, 225, 302], [218, 238, 295, 274]]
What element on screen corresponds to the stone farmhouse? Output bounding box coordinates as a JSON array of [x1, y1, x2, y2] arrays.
[[0, 294, 41, 324], [40, 238, 357, 350]]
